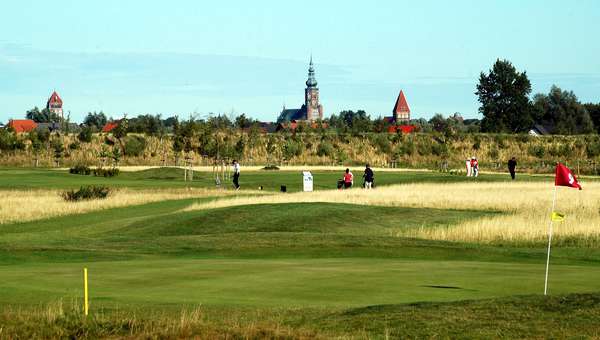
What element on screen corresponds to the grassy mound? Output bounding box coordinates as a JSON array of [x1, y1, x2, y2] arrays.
[[118, 167, 201, 180], [316, 292, 600, 338]]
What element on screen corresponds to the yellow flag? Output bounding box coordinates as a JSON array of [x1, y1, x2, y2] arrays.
[[551, 212, 565, 222]]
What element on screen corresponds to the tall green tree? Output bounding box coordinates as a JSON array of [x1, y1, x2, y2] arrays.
[[476, 59, 533, 132], [83, 112, 108, 131], [235, 114, 253, 129], [533, 85, 593, 134], [26, 107, 60, 123], [583, 103, 600, 133]]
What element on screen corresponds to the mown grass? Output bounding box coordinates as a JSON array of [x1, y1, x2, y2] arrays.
[[1, 201, 600, 310], [0, 167, 553, 191], [1, 168, 600, 338]]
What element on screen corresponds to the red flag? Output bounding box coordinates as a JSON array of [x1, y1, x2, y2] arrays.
[[555, 163, 582, 190]]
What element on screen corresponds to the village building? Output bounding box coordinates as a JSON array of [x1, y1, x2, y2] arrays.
[[392, 90, 410, 123], [277, 57, 324, 123], [387, 90, 416, 133], [102, 121, 120, 133], [36, 122, 81, 133], [7, 119, 38, 133]]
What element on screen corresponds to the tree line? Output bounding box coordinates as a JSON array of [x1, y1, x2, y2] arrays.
[[476, 59, 599, 134], [12, 59, 600, 137]]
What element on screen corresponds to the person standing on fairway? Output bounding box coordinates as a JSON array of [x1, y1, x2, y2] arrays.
[[470, 157, 479, 177], [343, 168, 354, 189], [232, 160, 241, 190], [508, 157, 517, 180], [363, 164, 374, 189]]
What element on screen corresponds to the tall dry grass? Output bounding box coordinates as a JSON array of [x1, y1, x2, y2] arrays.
[[58, 165, 434, 173], [185, 182, 600, 245], [0, 188, 244, 225], [0, 302, 323, 339]]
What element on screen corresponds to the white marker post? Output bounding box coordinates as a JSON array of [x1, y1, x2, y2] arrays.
[[544, 185, 557, 295]]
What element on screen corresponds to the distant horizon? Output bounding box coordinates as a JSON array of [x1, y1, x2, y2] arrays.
[[2, 0, 599, 123]]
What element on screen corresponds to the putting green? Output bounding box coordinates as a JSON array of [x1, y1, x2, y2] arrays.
[[2, 258, 599, 308]]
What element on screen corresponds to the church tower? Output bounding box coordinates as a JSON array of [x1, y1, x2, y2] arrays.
[[393, 90, 410, 123], [47, 91, 64, 121], [304, 57, 323, 121]]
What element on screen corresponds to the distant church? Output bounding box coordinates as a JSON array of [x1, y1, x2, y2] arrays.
[[277, 57, 324, 123], [47, 91, 64, 120], [392, 90, 410, 123]]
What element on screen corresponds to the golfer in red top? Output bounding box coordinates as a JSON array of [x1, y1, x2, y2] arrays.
[[343, 168, 354, 189]]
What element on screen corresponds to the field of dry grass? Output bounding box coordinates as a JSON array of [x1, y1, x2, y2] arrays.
[[0, 188, 245, 225], [185, 181, 600, 245], [58, 165, 434, 173]]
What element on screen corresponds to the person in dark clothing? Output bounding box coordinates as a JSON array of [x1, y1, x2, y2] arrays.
[[363, 164, 374, 189], [508, 157, 517, 180], [232, 160, 240, 190]]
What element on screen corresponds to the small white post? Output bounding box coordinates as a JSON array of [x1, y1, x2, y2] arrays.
[[544, 185, 558, 295]]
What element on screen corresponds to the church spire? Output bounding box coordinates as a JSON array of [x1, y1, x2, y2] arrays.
[[306, 56, 318, 88]]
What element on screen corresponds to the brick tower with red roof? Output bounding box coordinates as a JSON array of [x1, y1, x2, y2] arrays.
[[393, 90, 410, 123], [47, 91, 63, 120]]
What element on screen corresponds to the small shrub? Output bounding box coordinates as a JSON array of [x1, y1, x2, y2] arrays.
[[372, 134, 392, 154], [528, 145, 545, 158], [68, 142, 80, 150], [488, 146, 499, 160], [317, 141, 334, 157], [282, 140, 303, 160], [494, 135, 507, 149], [395, 139, 415, 157], [558, 143, 573, 158], [431, 142, 449, 157], [547, 145, 557, 157], [262, 165, 280, 170], [62, 185, 110, 202], [69, 164, 91, 175], [0, 130, 20, 151], [124, 136, 147, 157], [93, 167, 120, 177], [472, 136, 481, 150], [51, 139, 64, 159], [586, 142, 600, 158], [417, 142, 432, 156], [516, 134, 530, 144], [78, 127, 93, 143]]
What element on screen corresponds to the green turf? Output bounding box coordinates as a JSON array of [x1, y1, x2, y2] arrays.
[[0, 166, 555, 191], [1, 168, 599, 338], [3, 258, 600, 308], [1, 200, 599, 309]]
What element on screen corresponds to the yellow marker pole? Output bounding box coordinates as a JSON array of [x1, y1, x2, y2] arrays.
[[83, 268, 89, 316]]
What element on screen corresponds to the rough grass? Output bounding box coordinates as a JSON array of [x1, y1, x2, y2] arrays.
[[0, 188, 246, 224], [185, 182, 600, 246], [2, 168, 600, 338], [1, 293, 599, 339]]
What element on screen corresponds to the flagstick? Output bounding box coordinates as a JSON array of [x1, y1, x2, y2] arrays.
[[544, 185, 557, 296]]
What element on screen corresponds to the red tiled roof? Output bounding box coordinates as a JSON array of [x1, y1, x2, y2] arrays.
[[8, 119, 38, 133], [47, 91, 63, 107], [102, 121, 119, 133], [393, 90, 410, 114], [388, 125, 416, 134]]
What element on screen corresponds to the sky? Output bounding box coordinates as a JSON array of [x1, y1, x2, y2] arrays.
[[1, 0, 599, 123]]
